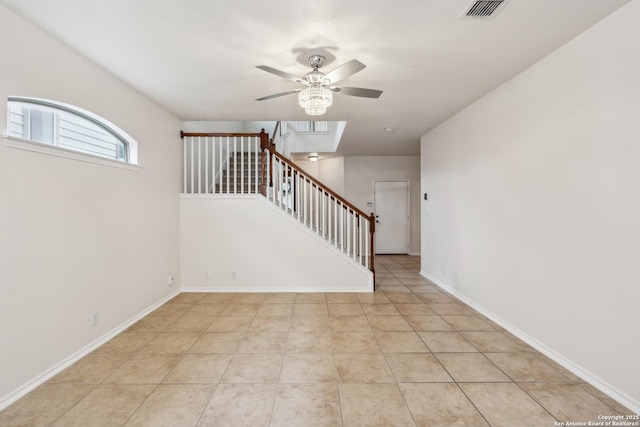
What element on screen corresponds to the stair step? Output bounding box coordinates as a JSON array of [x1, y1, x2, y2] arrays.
[[215, 185, 262, 192], [219, 179, 265, 184]]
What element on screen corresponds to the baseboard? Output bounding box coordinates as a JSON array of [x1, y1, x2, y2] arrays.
[[0, 289, 180, 411], [181, 286, 372, 293], [420, 271, 640, 415]]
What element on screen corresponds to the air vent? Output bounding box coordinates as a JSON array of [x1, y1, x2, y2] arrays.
[[461, 0, 510, 19]]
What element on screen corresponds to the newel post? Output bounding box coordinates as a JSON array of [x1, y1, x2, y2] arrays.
[[259, 129, 268, 196], [369, 212, 376, 289]]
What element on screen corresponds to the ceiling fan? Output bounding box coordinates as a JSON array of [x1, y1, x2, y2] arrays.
[[255, 55, 383, 115]]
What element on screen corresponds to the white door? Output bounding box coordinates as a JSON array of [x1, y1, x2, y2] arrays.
[[374, 180, 410, 254]]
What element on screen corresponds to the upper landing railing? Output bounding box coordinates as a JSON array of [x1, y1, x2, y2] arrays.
[[180, 127, 375, 275]]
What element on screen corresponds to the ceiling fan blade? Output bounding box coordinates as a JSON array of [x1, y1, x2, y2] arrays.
[[256, 89, 302, 101], [256, 65, 306, 84], [323, 59, 366, 84], [336, 87, 383, 98]]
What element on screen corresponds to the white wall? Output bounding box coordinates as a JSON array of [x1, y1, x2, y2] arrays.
[[295, 156, 346, 193], [180, 196, 372, 292], [182, 121, 245, 133], [344, 156, 421, 255], [0, 5, 182, 407], [294, 158, 322, 180], [420, 1, 640, 411], [318, 157, 346, 196]]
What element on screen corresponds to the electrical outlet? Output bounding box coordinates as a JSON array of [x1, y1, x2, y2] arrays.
[[232, 271, 237, 279], [167, 276, 174, 286], [204, 272, 211, 279], [92, 312, 99, 327]]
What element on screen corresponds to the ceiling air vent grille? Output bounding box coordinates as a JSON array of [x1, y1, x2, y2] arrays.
[[462, 0, 510, 19]]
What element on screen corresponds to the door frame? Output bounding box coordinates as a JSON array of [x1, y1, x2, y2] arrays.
[[373, 179, 411, 255]]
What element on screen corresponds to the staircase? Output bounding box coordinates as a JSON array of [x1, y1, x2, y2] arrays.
[[180, 127, 375, 277], [217, 151, 266, 194]]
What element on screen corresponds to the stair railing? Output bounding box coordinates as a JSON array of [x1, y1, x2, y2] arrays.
[[264, 123, 375, 274], [180, 128, 375, 275], [180, 131, 267, 195]]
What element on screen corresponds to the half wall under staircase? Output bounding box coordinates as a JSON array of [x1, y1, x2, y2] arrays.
[[180, 126, 375, 292]]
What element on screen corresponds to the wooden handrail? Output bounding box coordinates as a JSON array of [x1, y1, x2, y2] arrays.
[[180, 131, 264, 138], [267, 147, 371, 220]]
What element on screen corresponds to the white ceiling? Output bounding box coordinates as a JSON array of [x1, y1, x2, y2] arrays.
[[1, 0, 632, 156]]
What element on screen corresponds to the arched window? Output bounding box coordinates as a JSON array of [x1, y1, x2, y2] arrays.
[[7, 97, 137, 164]]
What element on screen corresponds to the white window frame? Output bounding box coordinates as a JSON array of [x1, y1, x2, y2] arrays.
[[294, 121, 329, 134], [5, 97, 139, 170]]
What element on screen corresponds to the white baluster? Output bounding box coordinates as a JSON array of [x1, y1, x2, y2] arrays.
[[352, 212, 357, 261], [211, 137, 215, 193], [366, 220, 370, 269], [323, 191, 327, 240], [295, 171, 300, 220], [302, 176, 307, 225], [314, 185, 319, 235], [330, 197, 334, 241], [218, 137, 222, 194], [357, 215, 362, 265], [227, 137, 232, 194], [360, 217, 364, 266], [189, 137, 194, 194], [233, 136, 237, 194], [197, 136, 202, 194], [278, 161, 284, 210], [205, 137, 209, 193], [240, 137, 244, 194], [183, 137, 187, 194], [344, 206, 351, 255], [252, 137, 256, 194], [254, 137, 258, 194]]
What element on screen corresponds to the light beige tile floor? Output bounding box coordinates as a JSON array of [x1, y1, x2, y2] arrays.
[[0, 255, 634, 426]]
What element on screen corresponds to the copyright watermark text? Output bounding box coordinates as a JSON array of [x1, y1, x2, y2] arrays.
[[554, 414, 640, 427]]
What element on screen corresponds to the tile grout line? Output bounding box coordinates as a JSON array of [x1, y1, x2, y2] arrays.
[[125, 295, 220, 426], [4, 256, 635, 425]]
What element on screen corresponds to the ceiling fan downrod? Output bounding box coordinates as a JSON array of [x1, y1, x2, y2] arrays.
[[308, 55, 325, 70]]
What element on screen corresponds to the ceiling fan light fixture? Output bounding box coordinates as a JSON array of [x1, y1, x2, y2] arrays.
[[256, 56, 381, 112], [298, 85, 333, 116]]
